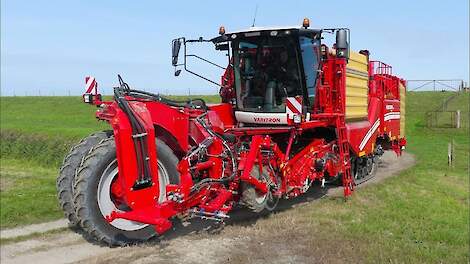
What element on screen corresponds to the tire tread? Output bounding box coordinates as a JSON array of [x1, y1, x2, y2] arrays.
[[56, 132, 109, 226]]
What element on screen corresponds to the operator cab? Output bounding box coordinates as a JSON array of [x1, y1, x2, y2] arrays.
[[171, 20, 342, 126], [214, 26, 321, 125]]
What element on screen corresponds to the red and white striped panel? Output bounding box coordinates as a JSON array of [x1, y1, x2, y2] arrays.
[[85, 76, 97, 93], [286, 97, 302, 119]]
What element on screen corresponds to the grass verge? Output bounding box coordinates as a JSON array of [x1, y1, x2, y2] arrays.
[[0, 159, 62, 228], [0, 227, 68, 245]]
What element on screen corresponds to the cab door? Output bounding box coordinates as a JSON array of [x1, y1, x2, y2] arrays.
[[299, 36, 321, 110]]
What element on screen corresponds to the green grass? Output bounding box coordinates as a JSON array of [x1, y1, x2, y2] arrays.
[[0, 96, 108, 139], [301, 91, 470, 263], [0, 92, 468, 263], [0, 227, 69, 245], [0, 95, 221, 139], [0, 159, 63, 228], [0, 95, 221, 167]]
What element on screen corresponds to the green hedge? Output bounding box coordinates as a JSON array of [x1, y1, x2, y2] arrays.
[[1, 129, 77, 168]]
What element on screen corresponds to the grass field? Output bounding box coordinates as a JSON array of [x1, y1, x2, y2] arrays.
[[0, 95, 221, 167], [0, 95, 221, 139], [0, 92, 469, 262]]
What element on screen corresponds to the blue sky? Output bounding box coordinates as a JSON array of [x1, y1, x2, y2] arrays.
[[1, 0, 469, 96]]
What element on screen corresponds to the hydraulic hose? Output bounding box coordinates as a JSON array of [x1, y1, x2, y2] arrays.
[[189, 114, 237, 193], [127, 89, 208, 110], [114, 87, 152, 186], [113, 75, 225, 192]]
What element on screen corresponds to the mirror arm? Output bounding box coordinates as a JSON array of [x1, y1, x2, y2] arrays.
[[185, 37, 212, 43], [186, 54, 226, 69], [175, 37, 222, 88], [184, 67, 222, 88]]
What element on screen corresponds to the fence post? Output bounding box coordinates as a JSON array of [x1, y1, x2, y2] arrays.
[[448, 140, 456, 167], [452, 139, 455, 167], [448, 142, 452, 167], [456, 110, 461, 128]]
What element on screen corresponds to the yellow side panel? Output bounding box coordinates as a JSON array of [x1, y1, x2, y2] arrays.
[[399, 82, 406, 137], [346, 51, 369, 120], [348, 52, 368, 72]]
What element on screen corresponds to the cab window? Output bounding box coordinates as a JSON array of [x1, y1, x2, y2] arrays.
[[233, 36, 303, 112]]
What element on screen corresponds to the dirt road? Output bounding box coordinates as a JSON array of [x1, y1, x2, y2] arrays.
[[0, 151, 415, 264]]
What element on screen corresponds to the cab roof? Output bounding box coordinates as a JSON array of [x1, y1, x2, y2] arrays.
[[211, 26, 321, 43], [226, 25, 302, 34]]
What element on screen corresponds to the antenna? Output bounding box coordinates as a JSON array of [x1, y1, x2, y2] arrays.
[[251, 4, 258, 27]]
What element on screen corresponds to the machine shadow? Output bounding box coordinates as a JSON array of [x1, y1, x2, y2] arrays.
[[155, 154, 396, 245], [69, 183, 341, 248], [152, 184, 339, 246]]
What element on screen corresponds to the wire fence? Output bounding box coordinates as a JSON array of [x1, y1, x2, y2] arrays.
[[4, 88, 189, 97], [3, 86, 216, 97], [407, 79, 467, 92], [425, 91, 469, 129], [426, 110, 465, 128], [3, 79, 469, 96]]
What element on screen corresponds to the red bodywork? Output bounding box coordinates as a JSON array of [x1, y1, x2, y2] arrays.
[[84, 43, 406, 235]]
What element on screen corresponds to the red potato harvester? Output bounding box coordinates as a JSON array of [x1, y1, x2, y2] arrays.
[[58, 18, 407, 246]]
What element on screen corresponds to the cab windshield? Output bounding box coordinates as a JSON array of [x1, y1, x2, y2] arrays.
[[232, 36, 303, 112]]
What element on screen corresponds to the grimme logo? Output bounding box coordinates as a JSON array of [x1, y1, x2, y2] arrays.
[[253, 117, 281, 123]]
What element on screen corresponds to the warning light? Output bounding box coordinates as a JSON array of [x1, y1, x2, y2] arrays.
[[219, 26, 226, 35], [302, 18, 310, 28]]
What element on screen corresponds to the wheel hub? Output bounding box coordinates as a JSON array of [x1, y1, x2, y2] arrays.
[[97, 160, 169, 231]]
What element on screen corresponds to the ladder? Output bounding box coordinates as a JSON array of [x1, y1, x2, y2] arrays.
[[336, 115, 353, 197], [334, 58, 354, 197]]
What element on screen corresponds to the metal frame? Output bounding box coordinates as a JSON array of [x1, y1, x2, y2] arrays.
[[407, 79, 465, 92], [172, 37, 230, 87]]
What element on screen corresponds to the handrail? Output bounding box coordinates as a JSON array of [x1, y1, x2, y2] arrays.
[[370, 60, 393, 75]]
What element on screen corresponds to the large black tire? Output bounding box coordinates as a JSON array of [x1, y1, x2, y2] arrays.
[[73, 137, 179, 246], [353, 155, 378, 185], [57, 131, 110, 227]]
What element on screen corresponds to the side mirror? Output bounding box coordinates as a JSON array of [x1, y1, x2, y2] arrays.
[[172, 39, 182, 66], [174, 69, 182, 76], [335, 29, 349, 59]]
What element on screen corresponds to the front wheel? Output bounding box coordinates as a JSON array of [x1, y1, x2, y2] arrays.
[[73, 137, 179, 246], [57, 131, 110, 227], [241, 165, 279, 214]]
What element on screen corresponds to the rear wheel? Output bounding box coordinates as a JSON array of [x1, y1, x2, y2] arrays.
[[73, 138, 179, 246], [353, 155, 378, 185], [57, 131, 110, 227]]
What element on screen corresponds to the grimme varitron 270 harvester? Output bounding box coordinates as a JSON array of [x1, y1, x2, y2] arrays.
[[57, 19, 407, 246]]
